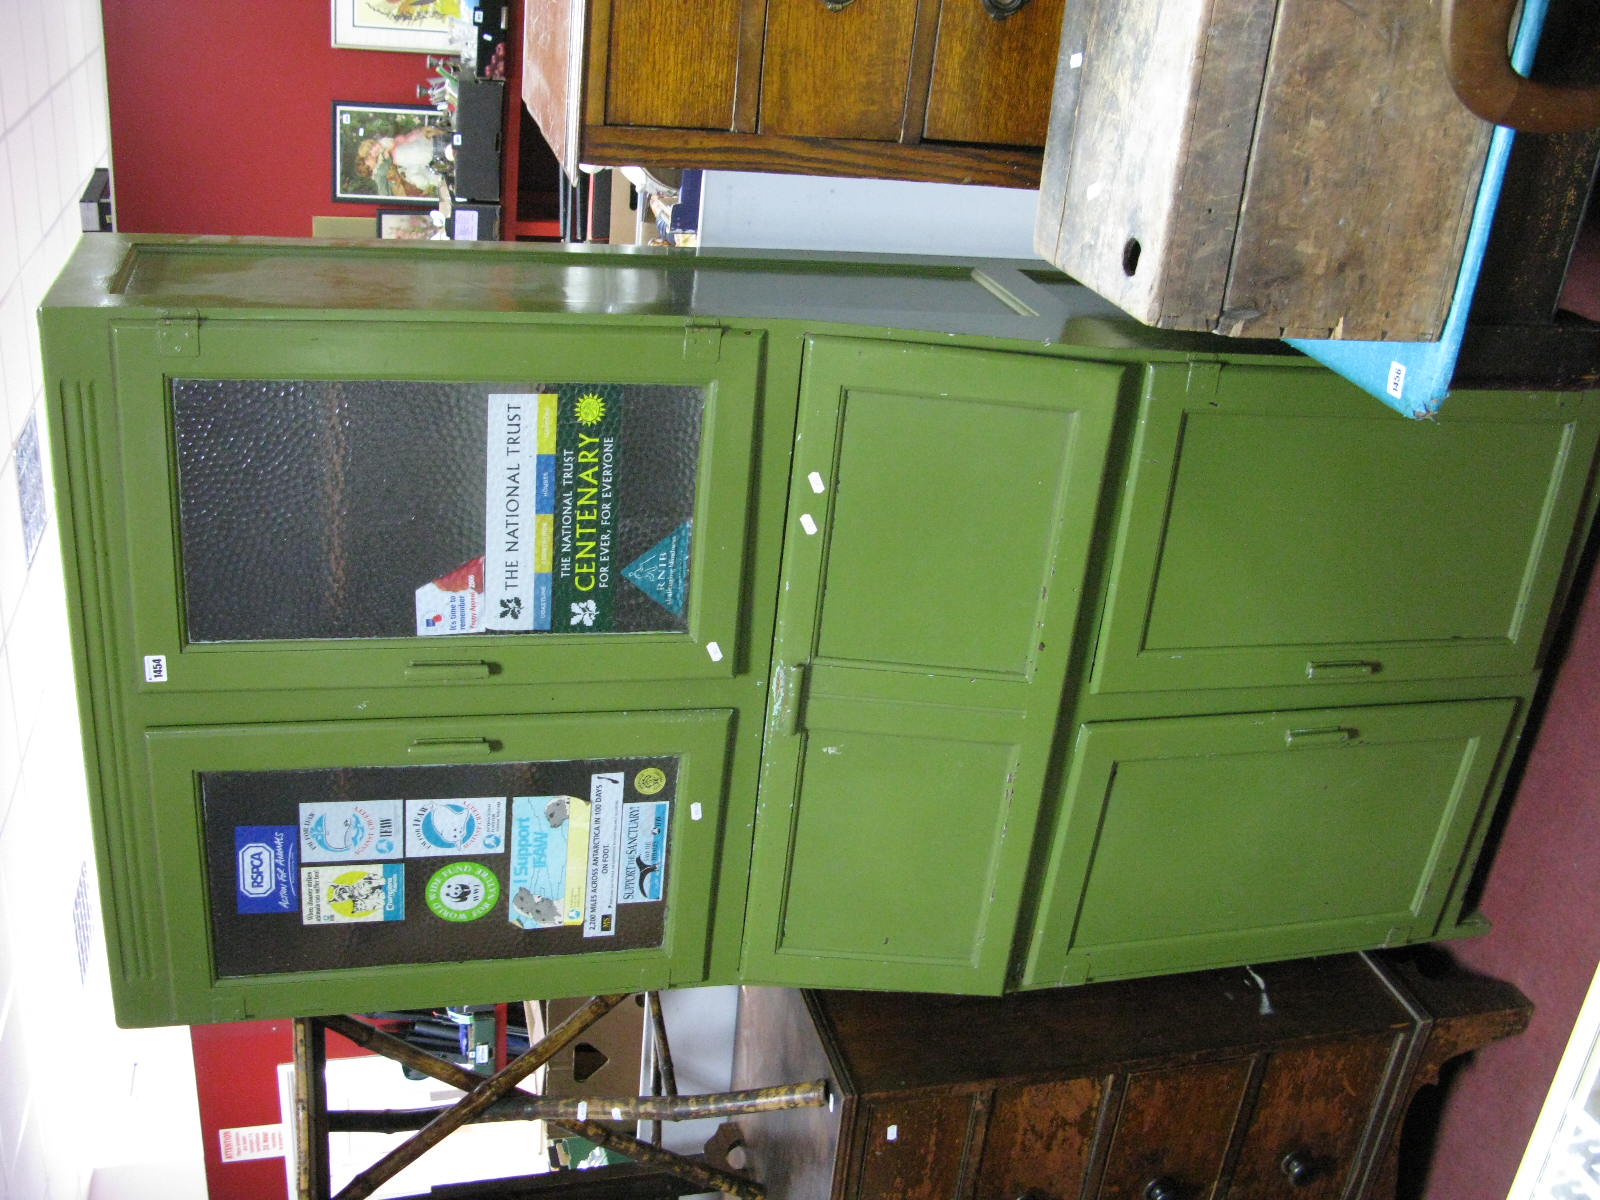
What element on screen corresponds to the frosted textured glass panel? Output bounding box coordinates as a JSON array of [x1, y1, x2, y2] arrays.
[[172, 379, 703, 641]]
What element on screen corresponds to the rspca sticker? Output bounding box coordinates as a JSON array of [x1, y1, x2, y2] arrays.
[[301, 864, 405, 924], [406, 797, 506, 858], [299, 801, 401, 863], [235, 826, 298, 914], [619, 802, 668, 904], [507, 795, 589, 930], [425, 862, 500, 922]]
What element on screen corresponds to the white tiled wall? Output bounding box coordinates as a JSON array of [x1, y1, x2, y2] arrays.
[[0, 1, 205, 1196]]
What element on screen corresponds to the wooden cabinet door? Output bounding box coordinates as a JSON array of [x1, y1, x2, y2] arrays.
[[743, 338, 1120, 993], [1091, 365, 1600, 695], [760, 0, 922, 140], [923, 0, 1065, 146], [1024, 698, 1517, 987]]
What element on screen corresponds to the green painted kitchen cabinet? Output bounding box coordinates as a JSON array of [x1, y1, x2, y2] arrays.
[[38, 236, 1600, 1026]]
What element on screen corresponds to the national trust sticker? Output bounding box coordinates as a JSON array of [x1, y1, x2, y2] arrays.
[[425, 862, 500, 922]]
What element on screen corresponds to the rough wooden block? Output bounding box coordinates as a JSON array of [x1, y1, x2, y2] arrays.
[[1036, 0, 1495, 341]]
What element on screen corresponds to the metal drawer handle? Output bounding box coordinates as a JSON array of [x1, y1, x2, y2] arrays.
[[1305, 660, 1379, 681], [982, 0, 1033, 17], [1285, 727, 1355, 748], [1144, 1179, 1186, 1200], [405, 660, 494, 682], [407, 738, 495, 758], [1281, 1149, 1325, 1187]]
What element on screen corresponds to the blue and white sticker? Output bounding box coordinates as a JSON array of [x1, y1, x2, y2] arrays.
[[235, 825, 299, 914], [299, 801, 402, 863], [301, 864, 405, 924], [619, 802, 668, 904], [405, 797, 506, 858]]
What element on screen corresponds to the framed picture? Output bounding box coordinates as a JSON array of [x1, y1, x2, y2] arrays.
[[378, 209, 444, 240], [333, 103, 450, 205], [331, 0, 458, 53]]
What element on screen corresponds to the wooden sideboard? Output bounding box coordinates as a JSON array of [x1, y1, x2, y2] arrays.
[[731, 953, 1531, 1200], [520, 0, 1060, 187]]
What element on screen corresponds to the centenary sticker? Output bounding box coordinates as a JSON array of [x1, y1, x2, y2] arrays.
[[425, 862, 501, 922], [633, 767, 666, 796]]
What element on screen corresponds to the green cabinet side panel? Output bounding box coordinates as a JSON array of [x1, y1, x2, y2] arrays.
[[1091, 366, 1600, 694], [1024, 698, 1517, 987], [745, 337, 1123, 993]]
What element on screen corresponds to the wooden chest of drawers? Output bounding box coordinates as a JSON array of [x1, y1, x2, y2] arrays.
[[731, 953, 1529, 1200], [521, 0, 1060, 187]]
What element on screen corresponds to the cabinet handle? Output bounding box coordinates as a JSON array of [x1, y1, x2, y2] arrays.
[[1284, 726, 1354, 748], [1144, 1179, 1186, 1200], [820, 0, 857, 11], [1280, 1150, 1324, 1187], [407, 737, 495, 759], [405, 660, 493, 682], [982, 0, 1033, 17], [1305, 659, 1379, 680]]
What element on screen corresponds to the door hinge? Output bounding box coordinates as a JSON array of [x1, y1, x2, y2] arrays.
[[683, 323, 723, 363], [157, 312, 200, 357]]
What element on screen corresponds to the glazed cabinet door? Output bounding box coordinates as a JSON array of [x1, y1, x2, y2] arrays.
[[1091, 365, 1600, 694], [106, 319, 763, 697], [1025, 698, 1517, 986], [744, 337, 1121, 993], [124, 708, 732, 1026]]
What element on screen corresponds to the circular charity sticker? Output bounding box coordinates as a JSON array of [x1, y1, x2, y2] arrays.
[[425, 862, 500, 922], [635, 767, 667, 796]]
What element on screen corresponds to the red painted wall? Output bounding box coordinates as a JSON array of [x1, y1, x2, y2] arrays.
[[191, 1020, 372, 1200], [102, 0, 434, 237], [1420, 551, 1600, 1200]]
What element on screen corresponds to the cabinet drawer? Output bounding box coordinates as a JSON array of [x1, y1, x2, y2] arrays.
[[1225, 1036, 1398, 1199], [974, 1077, 1103, 1200], [760, 0, 920, 140], [1024, 699, 1516, 986], [1098, 1058, 1252, 1200], [604, 0, 741, 129], [1091, 367, 1600, 694], [848, 1093, 975, 1199], [923, 0, 1064, 146]]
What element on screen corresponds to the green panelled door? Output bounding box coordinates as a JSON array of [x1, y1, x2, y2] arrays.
[[1024, 698, 1517, 986], [1092, 365, 1600, 694], [744, 337, 1123, 993]]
